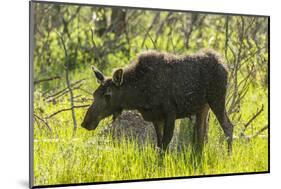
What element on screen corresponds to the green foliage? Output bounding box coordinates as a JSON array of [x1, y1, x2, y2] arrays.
[[32, 2, 268, 186]]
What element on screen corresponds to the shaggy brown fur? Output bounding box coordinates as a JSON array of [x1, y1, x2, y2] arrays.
[[82, 49, 234, 153]]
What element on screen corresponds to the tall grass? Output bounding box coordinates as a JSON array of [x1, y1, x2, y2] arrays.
[[34, 126, 268, 186]]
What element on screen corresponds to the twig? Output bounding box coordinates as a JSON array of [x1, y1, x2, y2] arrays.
[[73, 95, 82, 99], [46, 104, 91, 119], [170, 34, 176, 54], [73, 97, 93, 103], [78, 87, 92, 95], [252, 125, 268, 138], [141, 12, 160, 48], [45, 83, 83, 102], [34, 114, 52, 132], [147, 32, 157, 49], [224, 16, 230, 64], [90, 28, 102, 66], [183, 14, 205, 49], [69, 7, 81, 23], [34, 76, 61, 85], [44, 78, 87, 100], [155, 12, 172, 43], [125, 17, 131, 59], [242, 104, 264, 133], [240, 105, 263, 138]]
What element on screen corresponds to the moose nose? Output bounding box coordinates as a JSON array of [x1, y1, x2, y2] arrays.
[[81, 121, 86, 128], [81, 122, 93, 131]]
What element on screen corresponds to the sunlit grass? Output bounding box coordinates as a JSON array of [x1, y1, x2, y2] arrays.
[[33, 125, 268, 186]]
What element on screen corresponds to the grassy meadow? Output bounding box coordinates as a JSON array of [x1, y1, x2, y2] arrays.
[[31, 2, 269, 186]]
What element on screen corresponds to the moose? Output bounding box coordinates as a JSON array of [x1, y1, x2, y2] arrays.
[[81, 49, 234, 153]]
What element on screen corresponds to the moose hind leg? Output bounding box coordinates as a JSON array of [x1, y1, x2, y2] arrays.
[[193, 104, 210, 154], [209, 98, 234, 154], [162, 115, 176, 151]]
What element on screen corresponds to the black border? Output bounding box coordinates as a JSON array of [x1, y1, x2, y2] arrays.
[[29, 1, 270, 188]]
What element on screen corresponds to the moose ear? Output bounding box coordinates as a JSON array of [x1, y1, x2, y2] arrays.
[[92, 66, 105, 84], [112, 69, 124, 86]]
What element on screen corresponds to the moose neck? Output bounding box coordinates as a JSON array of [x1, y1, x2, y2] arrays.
[[115, 66, 147, 111], [118, 83, 143, 110]]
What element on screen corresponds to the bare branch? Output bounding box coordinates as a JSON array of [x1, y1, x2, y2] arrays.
[[155, 12, 173, 43], [224, 16, 230, 64], [34, 114, 52, 132], [46, 104, 91, 119], [141, 12, 160, 48], [252, 125, 268, 138], [73, 97, 93, 103], [34, 76, 61, 85], [44, 78, 87, 100], [78, 87, 92, 95], [243, 104, 264, 132], [45, 83, 83, 102]]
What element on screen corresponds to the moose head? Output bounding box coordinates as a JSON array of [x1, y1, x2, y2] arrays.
[[81, 66, 124, 130]]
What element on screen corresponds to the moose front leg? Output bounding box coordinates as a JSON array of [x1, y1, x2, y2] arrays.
[[153, 120, 164, 150], [162, 114, 176, 151]]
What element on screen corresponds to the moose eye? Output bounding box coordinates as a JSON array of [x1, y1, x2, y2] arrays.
[[104, 88, 112, 100], [104, 93, 111, 102]]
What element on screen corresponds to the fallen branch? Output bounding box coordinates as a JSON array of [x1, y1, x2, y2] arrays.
[[46, 104, 91, 119]]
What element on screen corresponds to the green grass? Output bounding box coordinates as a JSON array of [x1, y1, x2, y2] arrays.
[[33, 127, 268, 186]]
